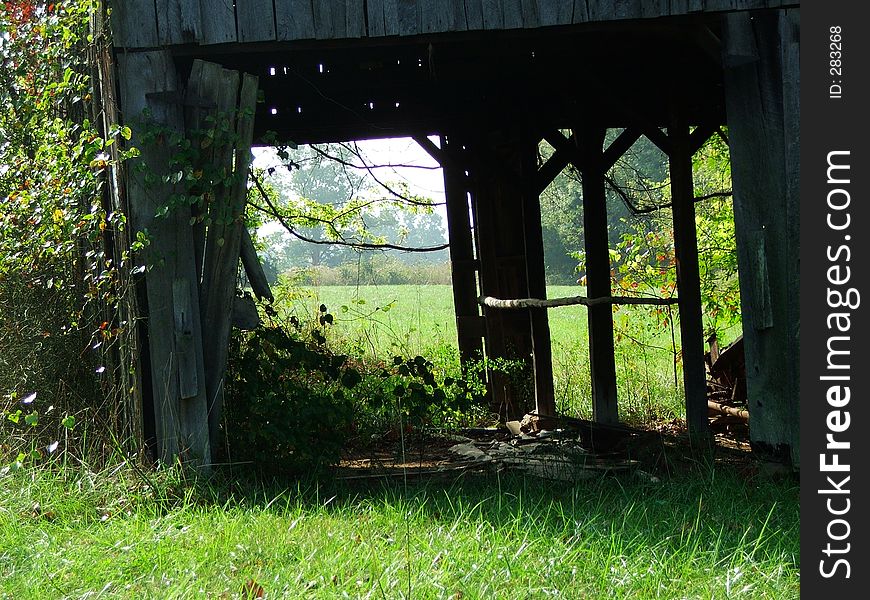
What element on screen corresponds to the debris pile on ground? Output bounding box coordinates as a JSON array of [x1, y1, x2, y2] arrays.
[[705, 334, 749, 438]]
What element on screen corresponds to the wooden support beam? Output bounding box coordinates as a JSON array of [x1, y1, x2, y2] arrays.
[[118, 51, 211, 468], [534, 146, 572, 196], [469, 127, 536, 420], [722, 9, 800, 465], [521, 138, 556, 418], [240, 228, 274, 303], [575, 125, 619, 425], [601, 128, 643, 171], [668, 115, 711, 445], [198, 72, 259, 453], [688, 119, 720, 155], [441, 135, 485, 366]]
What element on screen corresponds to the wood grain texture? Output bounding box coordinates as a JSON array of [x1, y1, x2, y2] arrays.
[[366, 0, 386, 36], [118, 51, 211, 467], [396, 0, 419, 36], [345, 0, 366, 37], [199, 0, 237, 44], [723, 9, 800, 464], [155, 0, 201, 45], [502, 0, 524, 29], [464, 0, 485, 30], [481, 0, 504, 29], [237, 0, 277, 42], [571, 0, 588, 23], [383, 0, 401, 35], [276, 0, 316, 40], [112, 0, 159, 48]]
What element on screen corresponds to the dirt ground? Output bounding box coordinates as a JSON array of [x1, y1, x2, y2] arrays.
[[335, 413, 771, 484]]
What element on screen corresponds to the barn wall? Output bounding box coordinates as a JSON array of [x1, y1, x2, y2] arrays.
[[111, 0, 800, 48], [723, 8, 800, 466]]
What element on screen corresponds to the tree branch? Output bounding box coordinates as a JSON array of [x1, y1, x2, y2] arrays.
[[249, 170, 449, 253]]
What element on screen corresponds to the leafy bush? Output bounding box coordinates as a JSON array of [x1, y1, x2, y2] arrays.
[[1, 1, 133, 462], [223, 304, 488, 474], [223, 316, 358, 476]]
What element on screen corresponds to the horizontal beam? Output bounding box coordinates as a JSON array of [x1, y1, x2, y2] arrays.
[[479, 294, 679, 309]]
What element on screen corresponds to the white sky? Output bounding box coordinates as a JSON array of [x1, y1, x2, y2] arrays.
[[252, 137, 447, 237]]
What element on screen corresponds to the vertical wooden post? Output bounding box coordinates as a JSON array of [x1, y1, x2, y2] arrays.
[[575, 125, 619, 424], [440, 135, 485, 366], [723, 10, 800, 465], [118, 50, 211, 468], [520, 139, 557, 417], [668, 116, 711, 444], [470, 128, 535, 420]]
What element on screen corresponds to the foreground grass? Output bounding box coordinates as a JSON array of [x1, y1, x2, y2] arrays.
[[0, 462, 798, 599]]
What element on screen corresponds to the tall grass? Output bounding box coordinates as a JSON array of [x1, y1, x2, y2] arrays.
[[0, 461, 798, 599], [278, 284, 694, 425]]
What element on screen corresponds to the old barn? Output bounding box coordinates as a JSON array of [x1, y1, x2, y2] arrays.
[[100, 0, 800, 468]]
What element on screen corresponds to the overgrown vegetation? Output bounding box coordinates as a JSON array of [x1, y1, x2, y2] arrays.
[[1, 1, 135, 466]]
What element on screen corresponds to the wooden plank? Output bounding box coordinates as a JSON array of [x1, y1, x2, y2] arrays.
[[312, 1, 335, 39], [112, 0, 159, 48], [276, 0, 317, 40], [482, 0, 505, 29], [448, 0, 469, 31], [669, 0, 690, 16], [503, 0, 524, 28], [172, 278, 199, 399], [396, 0, 419, 36], [520, 139, 556, 418], [470, 128, 536, 420], [199, 0, 237, 44], [237, 0, 277, 42], [441, 135, 485, 366], [723, 9, 799, 464], [641, 0, 670, 18], [668, 118, 710, 444], [345, 0, 366, 37], [520, 0, 540, 28], [198, 71, 259, 452], [366, 0, 386, 36], [118, 51, 211, 467], [155, 0, 201, 45], [571, 0, 589, 23], [576, 125, 618, 424], [465, 0, 485, 30], [420, 0, 449, 33], [240, 228, 274, 302], [383, 0, 401, 35], [588, 0, 644, 20]]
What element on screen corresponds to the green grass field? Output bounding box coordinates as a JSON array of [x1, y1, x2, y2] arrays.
[[0, 461, 799, 599], [277, 284, 694, 424]]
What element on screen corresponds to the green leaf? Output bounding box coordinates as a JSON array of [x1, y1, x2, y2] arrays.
[[120, 126, 132, 140], [62, 415, 76, 430], [25, 412, 39, 427]]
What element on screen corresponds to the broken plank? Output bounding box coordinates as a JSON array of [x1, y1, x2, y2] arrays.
[[240, 228, 274, 302]]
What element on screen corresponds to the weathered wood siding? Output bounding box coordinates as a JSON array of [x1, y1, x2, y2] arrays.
[[723, 8, 800, 466], [111, 0, 799, 48]]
